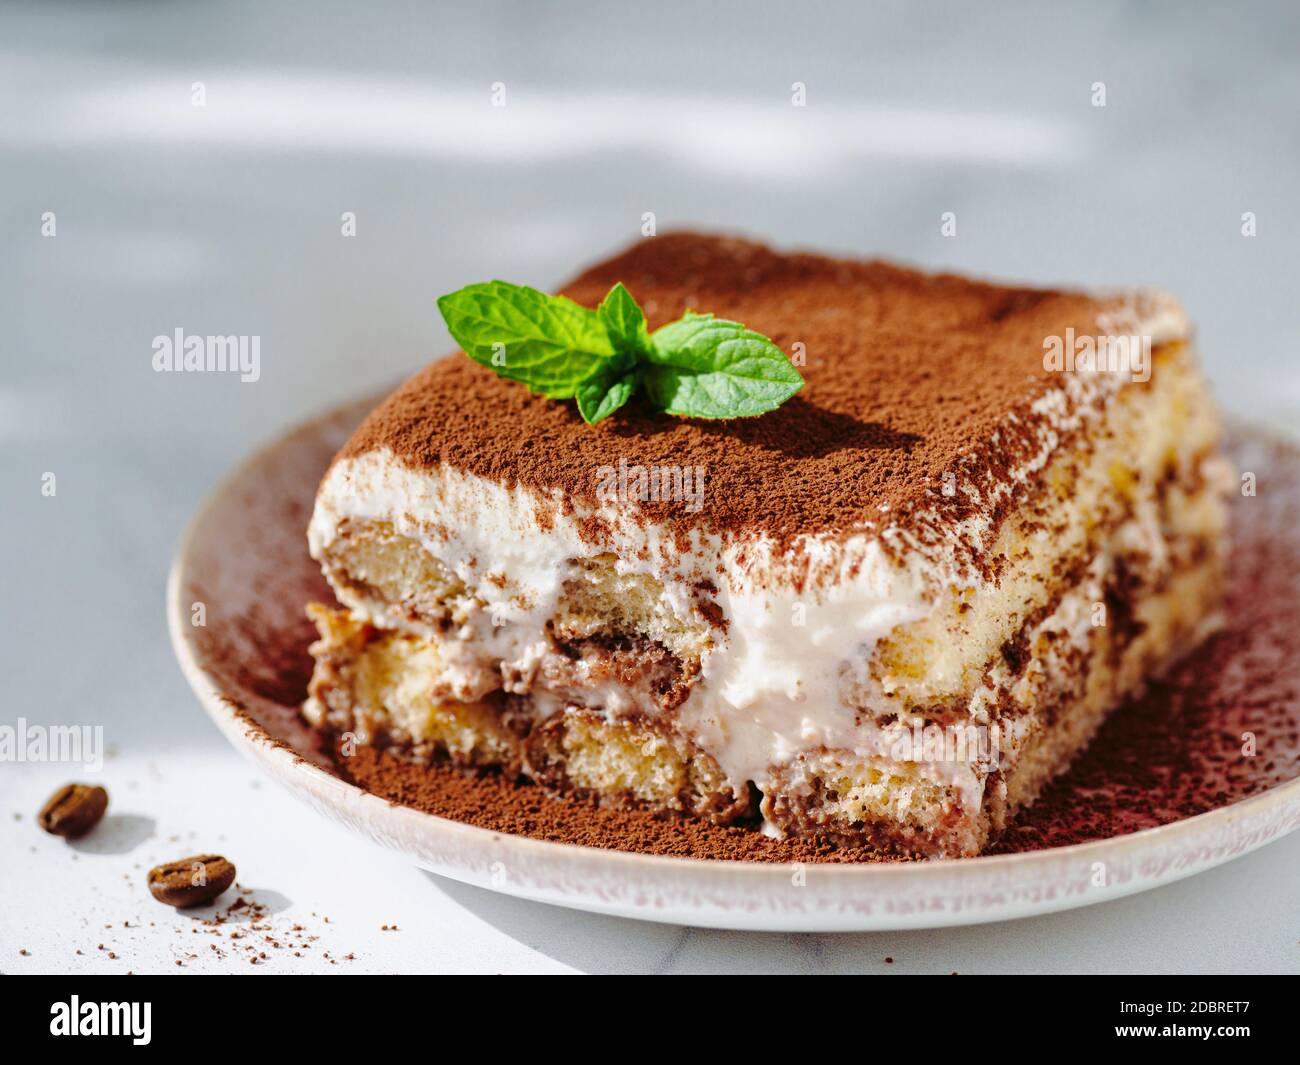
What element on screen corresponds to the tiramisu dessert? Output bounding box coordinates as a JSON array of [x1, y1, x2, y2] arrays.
[[303, 233, 1227, 858]]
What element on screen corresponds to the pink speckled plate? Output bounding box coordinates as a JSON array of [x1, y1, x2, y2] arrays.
[[167, 391, 1300, 931]]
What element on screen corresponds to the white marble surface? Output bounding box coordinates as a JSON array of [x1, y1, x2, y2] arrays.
[[2, 0, 1298, 973]]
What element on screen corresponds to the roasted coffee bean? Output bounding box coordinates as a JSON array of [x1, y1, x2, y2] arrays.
[[147, 855, 237, 908], [37, 784, 108, 839]]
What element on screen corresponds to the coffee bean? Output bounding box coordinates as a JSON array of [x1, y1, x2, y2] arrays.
[[147, 855, 236, 908], [37, 784, 108, 839]]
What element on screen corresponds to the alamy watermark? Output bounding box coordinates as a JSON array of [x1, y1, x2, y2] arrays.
[[0, 718, 104, 771], [152, 328, 261, 382], [1043, 327, 1150, 383], [888, 721, 1007, 769], [50, 997, 151, 1045], [595, 457, 706, 513]]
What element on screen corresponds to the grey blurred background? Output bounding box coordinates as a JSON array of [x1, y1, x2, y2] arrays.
[[6, 0, 1297, 716], [2, 0, 1298, 972]]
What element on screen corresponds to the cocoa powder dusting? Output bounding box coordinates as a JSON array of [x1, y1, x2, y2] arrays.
[[336, 233, 1137, 548]]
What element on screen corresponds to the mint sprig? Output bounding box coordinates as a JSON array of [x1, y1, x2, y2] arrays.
[[437, 280, 803, 423]]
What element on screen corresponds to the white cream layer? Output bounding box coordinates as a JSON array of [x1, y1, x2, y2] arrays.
[[308, 452, 952, 792]]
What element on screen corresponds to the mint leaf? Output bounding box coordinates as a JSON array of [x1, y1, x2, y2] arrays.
[[643, 313, 804, 418], [437, 279, 806, 424], [437, 280, 614, 398], [597, 282, 650, 357], [575, 355, 637, 424]]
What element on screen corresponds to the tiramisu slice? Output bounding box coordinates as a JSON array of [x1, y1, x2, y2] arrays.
[[304, 233, 1227, 858]]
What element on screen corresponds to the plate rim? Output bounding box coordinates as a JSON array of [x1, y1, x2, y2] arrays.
[[165, 391, 1300, 924]]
